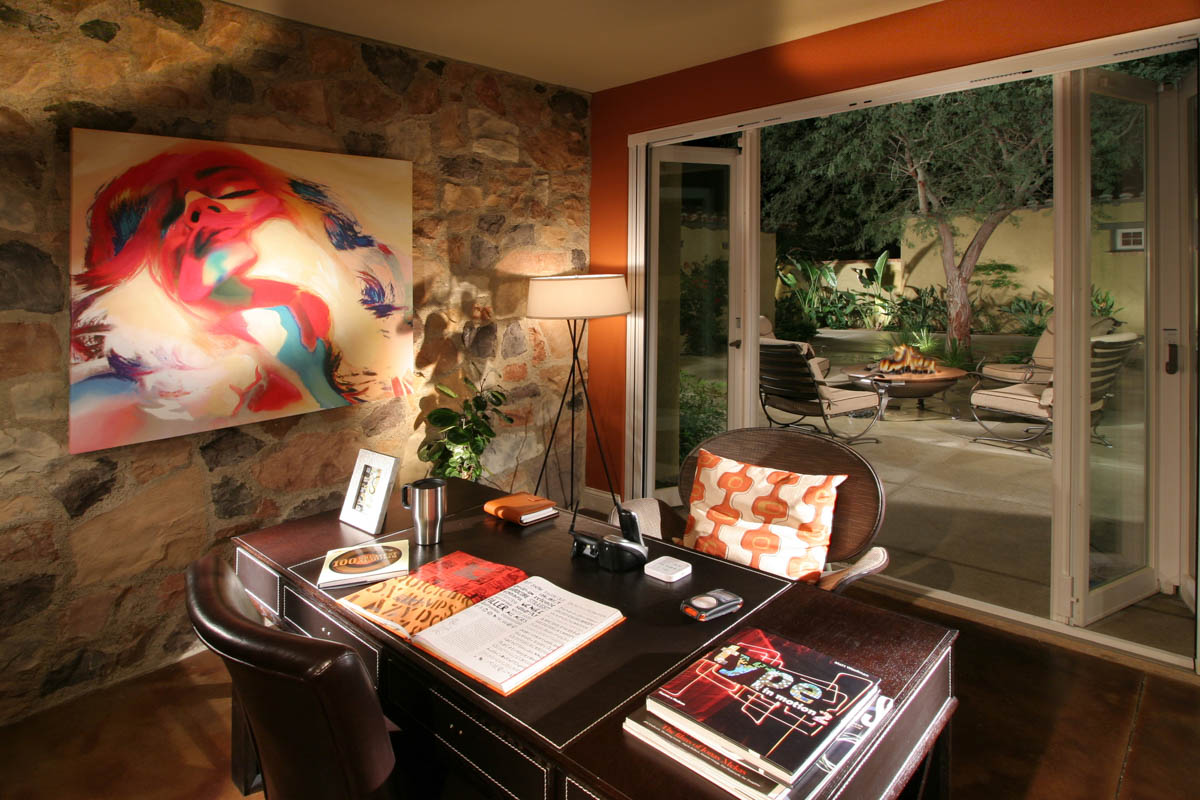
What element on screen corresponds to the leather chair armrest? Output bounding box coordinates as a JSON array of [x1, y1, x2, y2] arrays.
[[818, 546, 889, 593]]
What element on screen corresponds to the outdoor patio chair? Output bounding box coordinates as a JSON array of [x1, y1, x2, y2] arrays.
[[977, 314, 1117, 385], [968, 331, 1140, 456], [758, 315, 830, 378], [609, 427, 888, 593], [759, 339, 887, 445]]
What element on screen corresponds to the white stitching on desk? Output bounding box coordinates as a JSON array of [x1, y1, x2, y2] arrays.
[[433, 732, 521, 800], [236, 549, 281, 614], [283, 587, 382, 684], [561, 777, 600, 796], [430, 688, 551, 800]]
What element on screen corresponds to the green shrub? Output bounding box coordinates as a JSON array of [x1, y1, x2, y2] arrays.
[[885, 286, 947, 332], [679, 372, 726, 458], [1005, 293, 1053, 336], [679, 257, 729, 355], [1091, 286, 1122, 320], [772, 294, 819, 342]]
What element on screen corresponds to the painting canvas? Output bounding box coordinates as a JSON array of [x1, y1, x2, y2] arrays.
[[69, 130, 414, 454]]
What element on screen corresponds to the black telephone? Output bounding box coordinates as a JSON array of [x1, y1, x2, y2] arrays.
[[571, 505, 648, 572]]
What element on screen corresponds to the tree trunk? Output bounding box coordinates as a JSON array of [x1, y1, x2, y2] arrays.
[[938, 210, 1013, 352], [944, 272, 973, 351]]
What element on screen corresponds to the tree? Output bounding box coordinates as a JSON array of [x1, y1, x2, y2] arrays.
[[763, 77, 1054, 349], [761, 51, 1194, 349]]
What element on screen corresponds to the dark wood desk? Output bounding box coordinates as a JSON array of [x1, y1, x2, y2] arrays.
[[233, 479, 956, 800]]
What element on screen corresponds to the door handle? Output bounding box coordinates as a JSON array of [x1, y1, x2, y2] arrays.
[[728, 339, 742, 349], [1165, 343, 1179, 375]]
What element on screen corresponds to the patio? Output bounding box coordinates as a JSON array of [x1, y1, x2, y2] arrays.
[[679, 329, 1194, 658]]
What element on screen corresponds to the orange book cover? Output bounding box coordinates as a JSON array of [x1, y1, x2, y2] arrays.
[[338, 552, 527, 638], [482, 492, 558, 525]]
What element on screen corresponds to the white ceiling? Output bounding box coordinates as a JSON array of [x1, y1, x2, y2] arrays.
[[223, 0, 939, 92]]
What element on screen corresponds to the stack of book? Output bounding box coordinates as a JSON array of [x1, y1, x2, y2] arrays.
[[624, 627, 890, 800]]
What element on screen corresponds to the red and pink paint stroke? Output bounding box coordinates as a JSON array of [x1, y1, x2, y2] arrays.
[[69, 131, 414, 454]]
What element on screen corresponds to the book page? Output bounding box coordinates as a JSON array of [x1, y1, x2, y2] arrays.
[[412, 576, 620, 690]]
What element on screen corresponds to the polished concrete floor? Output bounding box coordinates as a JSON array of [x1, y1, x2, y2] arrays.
[[2, 596, 1198, 800]]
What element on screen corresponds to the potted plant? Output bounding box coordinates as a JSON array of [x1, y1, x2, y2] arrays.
[[417, 377, 511, 481]]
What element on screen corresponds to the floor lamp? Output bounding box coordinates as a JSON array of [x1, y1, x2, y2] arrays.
[[526, 274, 630, 518]]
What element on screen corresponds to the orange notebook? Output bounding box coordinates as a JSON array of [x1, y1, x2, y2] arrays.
[[483, 492, 559, 525]]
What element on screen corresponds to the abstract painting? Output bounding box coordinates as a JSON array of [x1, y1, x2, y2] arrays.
[[69, 130, 413, 454]]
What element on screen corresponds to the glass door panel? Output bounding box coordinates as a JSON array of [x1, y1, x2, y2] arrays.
[[648, 146, 738, 498], [1079, 68, 1160, 621]]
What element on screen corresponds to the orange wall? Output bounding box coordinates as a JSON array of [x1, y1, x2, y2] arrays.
[[587, 0, 1197, 492]]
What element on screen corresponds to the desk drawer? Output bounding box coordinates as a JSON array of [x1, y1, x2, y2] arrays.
[[235, 548, 281, 616], [282, 586, 380, 685], [383, 659, 551, 800], [427, 687, 551, 800]]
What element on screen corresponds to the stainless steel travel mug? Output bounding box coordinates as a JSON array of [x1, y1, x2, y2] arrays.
[[401, 478, 445, 546]]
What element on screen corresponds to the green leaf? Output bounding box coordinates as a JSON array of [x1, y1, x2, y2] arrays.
[[500, 413, 514, 424], [435, 383, 458, 398], [476, 419, 495, 438], [446, 428, 470, 446], [473, 396, 487, 412], [427, 408, 459, 428], [874, 250, 889, 275], [487, 390, 506, 405]]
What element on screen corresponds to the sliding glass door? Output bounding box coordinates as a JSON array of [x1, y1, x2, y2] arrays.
[[646, 145, 742, 499]]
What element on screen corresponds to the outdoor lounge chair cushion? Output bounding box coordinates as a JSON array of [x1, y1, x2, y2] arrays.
[[681, 448, 846, 583], [971, 382, 1051, 419], [980, 362, 1054, 384], [764, 384, 878, 417], [980, 315, 1117, 385]]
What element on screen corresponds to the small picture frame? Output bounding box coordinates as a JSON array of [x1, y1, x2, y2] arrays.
[[339, 449, 399, 535]]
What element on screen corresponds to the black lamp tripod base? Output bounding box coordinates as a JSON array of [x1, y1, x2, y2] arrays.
[[533, 318, 620, 528]]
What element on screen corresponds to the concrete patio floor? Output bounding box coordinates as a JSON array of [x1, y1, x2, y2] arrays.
[[678, 328, 1195, 660], [812, 329, 1195, 659]]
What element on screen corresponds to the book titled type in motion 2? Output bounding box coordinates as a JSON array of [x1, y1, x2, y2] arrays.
[[339, 551, 623, 695], [644, 627, 881, 786], [624, 695, 893, 800]]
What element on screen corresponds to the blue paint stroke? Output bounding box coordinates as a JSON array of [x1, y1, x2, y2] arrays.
[[268, 306, 349, 408], [357, 272, 403, 318], [289, 179, 375, 251]]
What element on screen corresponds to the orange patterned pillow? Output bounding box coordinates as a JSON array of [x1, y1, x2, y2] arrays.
[[681, 449, 846, 583]]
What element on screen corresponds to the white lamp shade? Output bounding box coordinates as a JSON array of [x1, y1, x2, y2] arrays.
[[526, 274, 631, 319]]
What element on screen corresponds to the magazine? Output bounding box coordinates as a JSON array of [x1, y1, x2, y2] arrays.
[[339, 552, 623, 695], [316, 541, 409, 588], [645, 627, 880, 784], [624, 695, 893, 800]]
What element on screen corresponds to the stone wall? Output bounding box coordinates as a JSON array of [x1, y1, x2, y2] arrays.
[[0, 0, 589, 724]]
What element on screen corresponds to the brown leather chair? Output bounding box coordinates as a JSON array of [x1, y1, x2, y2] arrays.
[[186, 553, 399, 800], [616, 427, 888, 592]]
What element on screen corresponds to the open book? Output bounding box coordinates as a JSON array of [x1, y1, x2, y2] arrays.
[[339, 552, 623, 695]]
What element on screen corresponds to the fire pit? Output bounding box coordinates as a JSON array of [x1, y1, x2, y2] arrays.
[[843, 346, 968, 416], [875, 344, 938, 375]]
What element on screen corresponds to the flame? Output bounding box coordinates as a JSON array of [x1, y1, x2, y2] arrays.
[[876, 344, 938, 374]]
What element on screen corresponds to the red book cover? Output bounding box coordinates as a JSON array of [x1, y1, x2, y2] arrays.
[[410, 551, 528, 602], [646, 627, 879, 784]]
